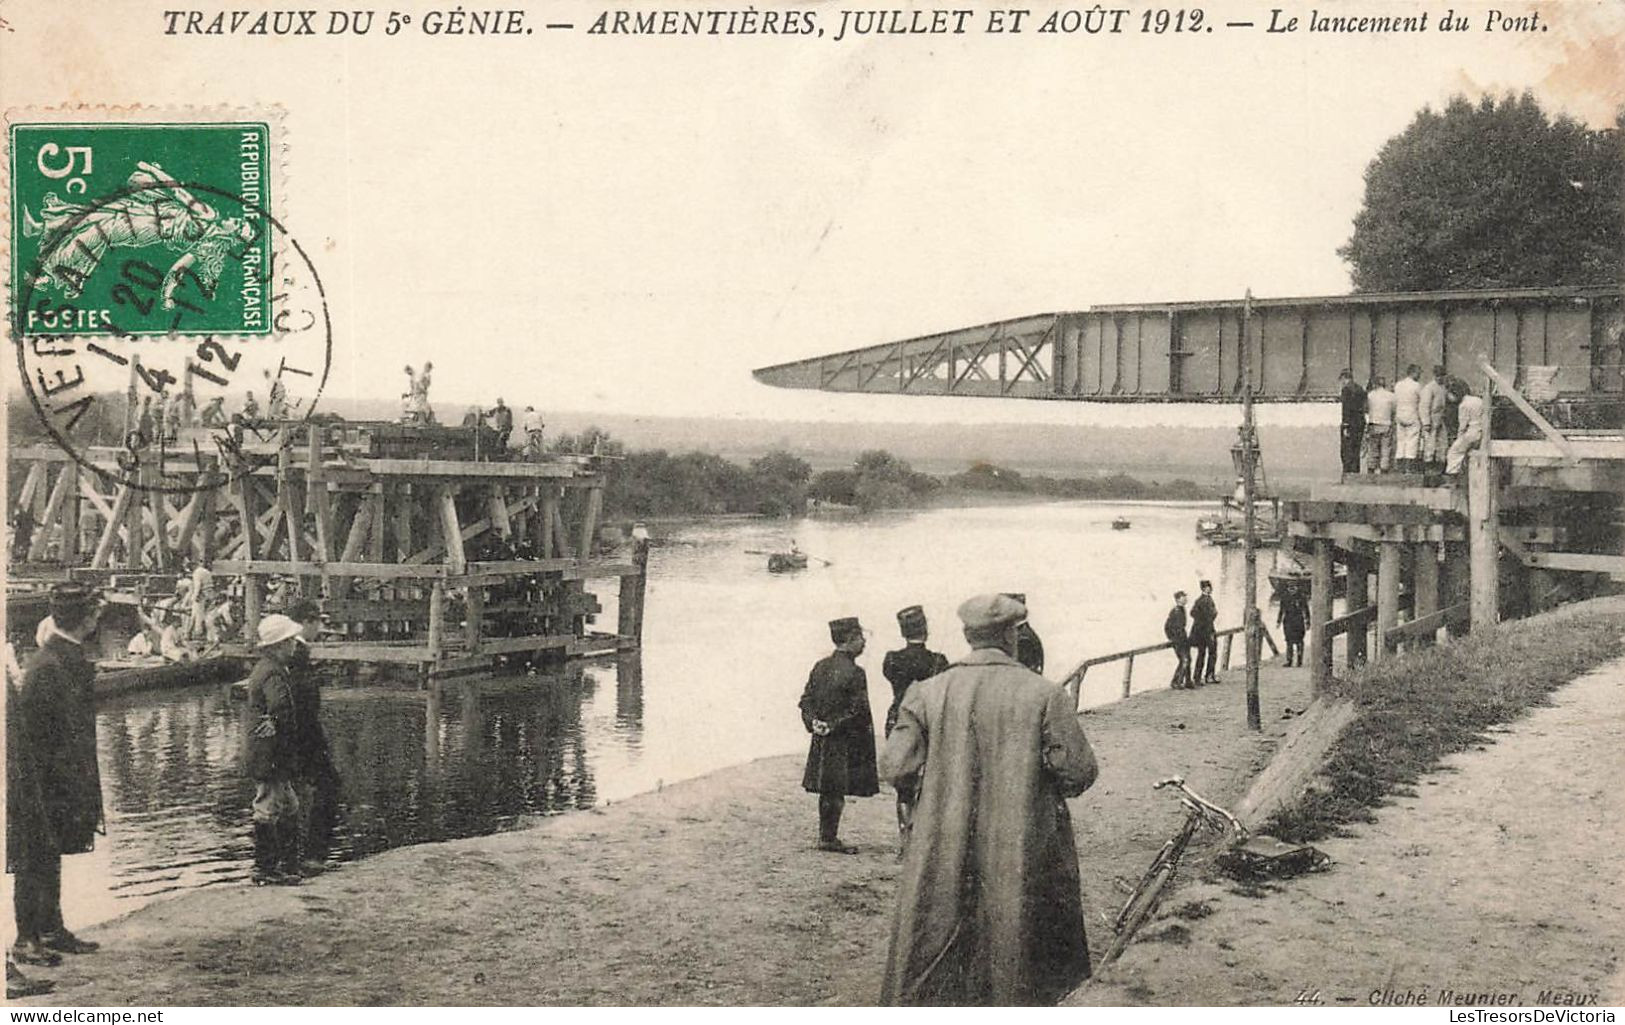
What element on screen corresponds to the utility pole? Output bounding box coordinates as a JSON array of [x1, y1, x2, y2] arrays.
[[1241, 289, 1261, 731]]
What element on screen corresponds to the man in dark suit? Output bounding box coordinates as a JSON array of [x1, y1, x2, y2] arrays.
[[881, 605, 949, 847], [1164, 591, 1191, 689], [1004, 592, 1045, 675], [8, 583, 106, 967], [799, 617, 879, 854], [1339, 368, 1366, 475], [1189, 580, 1219, 685]]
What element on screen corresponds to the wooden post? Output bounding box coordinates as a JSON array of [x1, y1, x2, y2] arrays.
[[243, 574, 263, 643], [147, 476, 170, 571], [367, 489, 386, 562], [233, 472, 258, 561], [1309, 538, 1334, 695], [427, 580, 446, 669], [617, 538, 650, 650], [125, 469, 146, 568], [92, 485, 133, 569], [60, 463, 80, 563], [1120, 654, 1134, 698], [1376, 539, 1402, 659], [1413, 541, 1440, 648], [488, 487, 512, 540], [30, 461, 50, 526], [15, 461, 45, 513], [540, 488, 559, 559], [307, 427, 334, 565], [395, 483, 414, 561], [1468, 445, 1499, 632], [464, 584, 484, 653], [1239, 290, 1261, 731], [29, 465, 75, 561], [578, 483, 604, 561], [1221, 633, 1234, 670], [1345, 546, 1370, 664], [437, 486, 466, 574]]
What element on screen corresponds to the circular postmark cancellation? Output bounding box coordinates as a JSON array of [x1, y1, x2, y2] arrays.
[[11, 121, 331, 495]]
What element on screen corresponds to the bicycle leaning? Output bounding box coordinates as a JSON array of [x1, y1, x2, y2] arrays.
[[1098, 776, 1248, 967]]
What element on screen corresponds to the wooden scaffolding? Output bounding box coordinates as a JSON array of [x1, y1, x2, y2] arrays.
[[1288, 364, 1624, 694], [7, 422, 648, 677]]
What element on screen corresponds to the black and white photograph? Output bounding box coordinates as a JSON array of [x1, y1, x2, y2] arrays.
[[3, 0, 1623, 1010]]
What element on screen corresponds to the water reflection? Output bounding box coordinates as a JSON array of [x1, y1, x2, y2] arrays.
[[90, 656, 644, 915], [74, 500, 1263, 925]]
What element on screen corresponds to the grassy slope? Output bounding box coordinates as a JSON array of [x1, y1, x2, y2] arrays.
[[1265, 598, 1625, 842]]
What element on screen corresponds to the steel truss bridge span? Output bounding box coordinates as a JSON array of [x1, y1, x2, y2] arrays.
[[751, 285, 1623, 404]]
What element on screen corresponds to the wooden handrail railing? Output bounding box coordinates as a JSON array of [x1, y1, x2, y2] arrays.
[[1060, 623, 1279, 708]]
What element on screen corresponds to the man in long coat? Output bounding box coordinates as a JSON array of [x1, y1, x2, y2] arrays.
[[1188, 580, 1218, 685], [244, 614, 313, 885], [879, 594, 1098, 1006], [881, 605, 949, 846], [8, 583, 106, 967], [799, 616, 879, 854]]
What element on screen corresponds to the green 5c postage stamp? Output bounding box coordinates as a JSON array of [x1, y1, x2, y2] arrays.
[[10, 119, 273, 336]]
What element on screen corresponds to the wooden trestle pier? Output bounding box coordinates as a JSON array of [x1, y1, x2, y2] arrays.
[[8, 422, 648, 677], [1292, 366, 1624, 694]]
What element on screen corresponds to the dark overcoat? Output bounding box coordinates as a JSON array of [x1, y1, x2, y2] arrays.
[[7, 635, 103, 868], [1014, 623, 1045, 675], [799, 651, 879, 797], [882, 643, 949, 736], [879, 649, 1098, 1005], [244, 656, 302, 783], [1189, 594, 1218, 643]]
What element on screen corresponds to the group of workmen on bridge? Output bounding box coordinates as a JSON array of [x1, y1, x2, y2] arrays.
[[1339, 365, 1486, 477], [798, 593, 1095, 1005]]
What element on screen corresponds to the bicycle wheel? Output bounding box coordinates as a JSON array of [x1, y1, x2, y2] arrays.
[[1098, 861, 1177, 966]]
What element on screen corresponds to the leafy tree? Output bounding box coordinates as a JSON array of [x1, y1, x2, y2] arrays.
[[1339, 93, 1623, 291], [747, 450, 812, 515], [808, 469, 857, 506]]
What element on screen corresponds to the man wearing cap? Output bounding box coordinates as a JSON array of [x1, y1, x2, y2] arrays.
[[1004, 593, 1045, 675], [799, 617, 879, 854], [1164, 591, 1192, 689], [880, 593, 1097, 1005], [244, 614, 313, 885], [881, 606, 949, 846], [8, 583, 106, 967]]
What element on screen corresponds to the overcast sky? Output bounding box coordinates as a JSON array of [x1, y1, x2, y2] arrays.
[[7, 1, 1623, 430]]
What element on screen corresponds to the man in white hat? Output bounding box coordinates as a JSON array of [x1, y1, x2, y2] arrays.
[[879, 593, 1098, 1005], [243, 614, 308, 886]]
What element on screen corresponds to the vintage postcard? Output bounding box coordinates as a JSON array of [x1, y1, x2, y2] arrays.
[[2, 0, 1622, 1013]]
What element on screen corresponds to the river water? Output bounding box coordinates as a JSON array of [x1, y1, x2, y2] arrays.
[[37, 499, 1276, 932]]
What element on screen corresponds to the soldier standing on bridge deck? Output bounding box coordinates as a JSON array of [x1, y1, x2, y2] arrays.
[[881, 605, 948, 849], [1003, 593, 1045, 674], [1164, 591, 1192, 689], [799, 617, 879, 854], [1420, 365, 1450, 473], [1338, 369, 1366, 475], [1363, 376, 1395, 473], [1394, 364, 1424, 474]]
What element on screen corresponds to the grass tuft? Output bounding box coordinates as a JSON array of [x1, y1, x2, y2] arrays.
[[1263, 602, 1625, 843]]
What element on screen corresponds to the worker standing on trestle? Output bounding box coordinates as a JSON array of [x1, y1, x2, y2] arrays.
[[879, 593, 1098, 1005], [798, 617, 878, 854], [1419, 365, 1450, 473], [1394, 364, 1423, 474], [881, 605, 948, 850], [1445, 379, 1486, 476], [1364, 376, 1395, 474], [1338, 369, 1366, 475]]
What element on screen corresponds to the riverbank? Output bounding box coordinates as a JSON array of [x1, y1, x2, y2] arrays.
[[1073, 595, 1625, 1007], [18, 663, 1313, 1006]]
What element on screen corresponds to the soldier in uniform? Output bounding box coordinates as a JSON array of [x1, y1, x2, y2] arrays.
[[881, 605, 948, 847], [285, 600, 340, 875], [1004, 592, 1045, 675], [799, 616, 879, 854], [8, 582, 106, 968]]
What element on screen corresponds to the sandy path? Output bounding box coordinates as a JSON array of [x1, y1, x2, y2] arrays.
[[1074, 654, 1625, 1008], [15, 666, 1310, 1006]]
